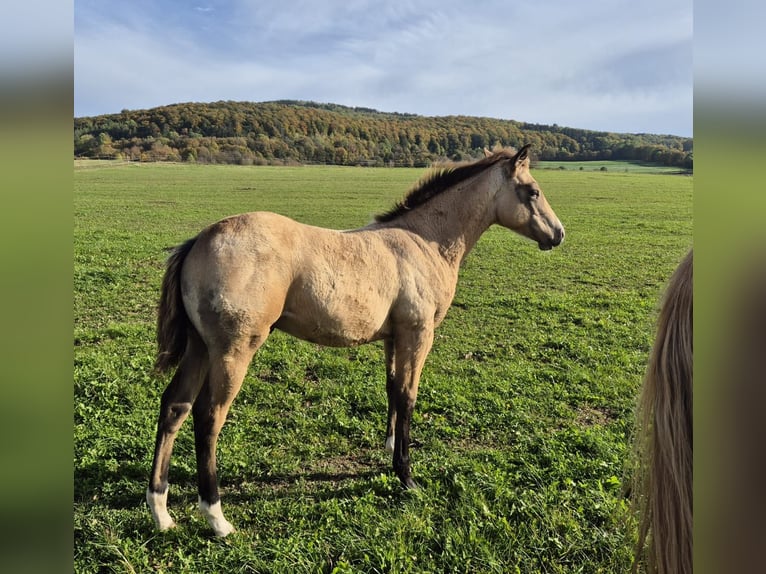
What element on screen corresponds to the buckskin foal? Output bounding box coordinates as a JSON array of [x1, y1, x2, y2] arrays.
[[147, 144, 564, 536]]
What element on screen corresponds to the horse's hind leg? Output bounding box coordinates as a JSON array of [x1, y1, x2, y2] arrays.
[[147, 334, 209, 531], [384, 339, 397, 454], [192, 334, 264, 536]]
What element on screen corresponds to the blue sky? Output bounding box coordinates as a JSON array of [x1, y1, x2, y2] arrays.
[[74, 0, 693, 136]]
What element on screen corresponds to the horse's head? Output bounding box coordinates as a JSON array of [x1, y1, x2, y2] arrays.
[[494, 145, 565, 250]]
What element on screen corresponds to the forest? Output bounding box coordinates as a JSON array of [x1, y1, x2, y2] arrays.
[[74, 100, 693, 169]]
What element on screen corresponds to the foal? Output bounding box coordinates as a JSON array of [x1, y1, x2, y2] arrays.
[[147, 145, 564, 536]]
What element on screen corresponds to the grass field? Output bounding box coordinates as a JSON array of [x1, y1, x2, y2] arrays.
[[535, 160, 689, 175], [74, 161, 692, 573]]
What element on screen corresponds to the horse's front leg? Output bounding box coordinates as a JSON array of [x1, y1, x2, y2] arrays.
[[384, 338, 397, 454], [391, 325, 434, 489]]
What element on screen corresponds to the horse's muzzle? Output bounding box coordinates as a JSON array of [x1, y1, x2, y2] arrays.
[[538, 226, 565, 250]]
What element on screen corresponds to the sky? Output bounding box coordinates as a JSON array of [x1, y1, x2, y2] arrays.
[[74, 0, 693, 136]]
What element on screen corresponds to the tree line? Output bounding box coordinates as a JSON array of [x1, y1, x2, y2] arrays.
[[74, 100, 693, 169]]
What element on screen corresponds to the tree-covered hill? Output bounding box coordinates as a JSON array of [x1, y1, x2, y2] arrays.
[[74, 100, 692, 169]]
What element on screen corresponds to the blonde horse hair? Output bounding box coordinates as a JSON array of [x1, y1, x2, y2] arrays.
[[632, 249, 693, 574]]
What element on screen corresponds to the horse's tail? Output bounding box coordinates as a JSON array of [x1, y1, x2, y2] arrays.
[[154, 237, 198, 373]]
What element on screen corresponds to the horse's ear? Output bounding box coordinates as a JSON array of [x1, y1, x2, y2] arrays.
[[514, 144, 531, 165], [483, 147, 492, 158]]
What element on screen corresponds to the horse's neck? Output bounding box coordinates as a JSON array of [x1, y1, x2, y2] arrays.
[[403, 171, 499, 269]]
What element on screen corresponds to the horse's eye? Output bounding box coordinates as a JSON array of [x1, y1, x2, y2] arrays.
[[529, 188, 540, 200]]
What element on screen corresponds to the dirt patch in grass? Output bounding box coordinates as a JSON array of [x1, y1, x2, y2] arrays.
[[574, 404, 615, 428]]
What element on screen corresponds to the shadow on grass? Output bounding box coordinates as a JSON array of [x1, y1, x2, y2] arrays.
[[74, 456, 398, 511], [222, 464, 393, 502]]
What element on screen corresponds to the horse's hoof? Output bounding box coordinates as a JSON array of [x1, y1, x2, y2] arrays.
[[147, 488, 176, 531], [212, 520, 236, 537], [401, 477, 420, 490], [199, 499, 236, 537], [158, 519, 177, 531]]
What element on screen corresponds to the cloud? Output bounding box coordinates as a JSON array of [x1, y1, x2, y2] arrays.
[[74, 0, 692, 135]]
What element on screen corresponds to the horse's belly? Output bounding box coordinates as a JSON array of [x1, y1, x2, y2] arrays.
[[275, 295, 390, 347], [275, 280, 390, 347]]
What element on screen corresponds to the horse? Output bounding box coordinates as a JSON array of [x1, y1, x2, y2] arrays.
[[146, 144, 565, 536], [632, 249, 693, 574]]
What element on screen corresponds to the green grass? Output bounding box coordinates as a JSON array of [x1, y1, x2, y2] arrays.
[[74, 161, 692, 573], [535, 160, 689, 174]]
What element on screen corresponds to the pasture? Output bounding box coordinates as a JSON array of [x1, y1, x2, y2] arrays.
[[74, 161, 692, 573], [535, 160, 688, 175]]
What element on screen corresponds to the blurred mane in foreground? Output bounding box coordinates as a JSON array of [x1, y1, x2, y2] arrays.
[[632, 249, 693, 574]]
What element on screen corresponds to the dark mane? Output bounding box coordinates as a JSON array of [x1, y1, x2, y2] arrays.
[[374, 148, 517, 223]]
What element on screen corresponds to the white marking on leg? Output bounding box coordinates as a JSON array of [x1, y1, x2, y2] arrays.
[[385, 435, 395, 454], [199, 498, 236, 537], [146, 488, 176, 531]]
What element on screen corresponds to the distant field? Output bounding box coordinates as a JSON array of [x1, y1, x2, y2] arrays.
[[74, 161, 692, 573], [536, 160, 689, 174]]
